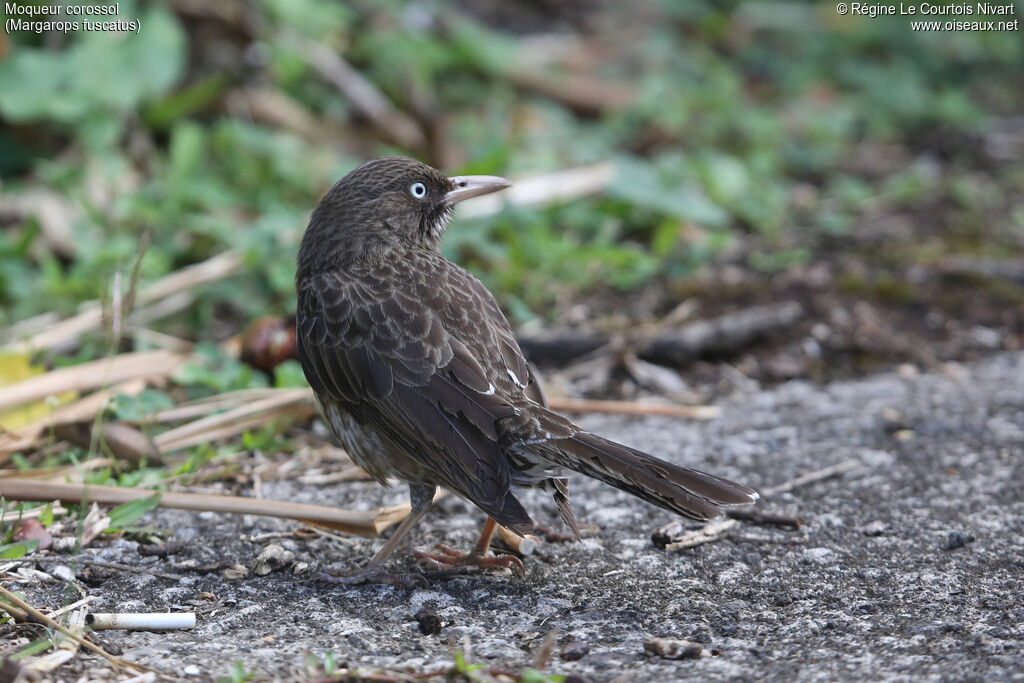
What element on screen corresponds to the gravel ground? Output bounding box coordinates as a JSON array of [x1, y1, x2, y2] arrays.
[[11, 352, 1024, 681]]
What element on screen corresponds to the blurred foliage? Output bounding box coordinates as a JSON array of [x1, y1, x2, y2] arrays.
[[174, 343, 270, 395], [0, 0, 1021, 337], [105, 491, 161, 531]]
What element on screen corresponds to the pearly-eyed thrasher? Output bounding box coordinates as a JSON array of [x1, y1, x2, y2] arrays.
[[296, 157, 757, 580]]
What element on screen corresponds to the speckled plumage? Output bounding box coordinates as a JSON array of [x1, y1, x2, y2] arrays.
[[296, 157, 757, 554]]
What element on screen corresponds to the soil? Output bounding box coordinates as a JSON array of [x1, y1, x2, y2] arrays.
[[9, 351, 1023, 682], [524, 250, 1024, 402]]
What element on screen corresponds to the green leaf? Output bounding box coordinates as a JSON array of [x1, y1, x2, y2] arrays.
[[143, 73, 228, 130], [216, 661, 257, 683], [107, 493, 162, 530], [40, 503, 54, 528], [0, 4, 186, 125], [521, 669, 566, 683], [262, 0, 353, 39], [273, 360, 307, 389], [168, 122, 205, 184], [696, 153, 749, 204], [611, 157, 728, 227], [175, 344, 270, 393], [8, 637, 53, 661], [0, 540, 39, 559], [110, 389, 175, 422]]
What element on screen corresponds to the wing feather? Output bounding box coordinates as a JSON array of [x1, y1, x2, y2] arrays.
[[297, 260, 534, 528]]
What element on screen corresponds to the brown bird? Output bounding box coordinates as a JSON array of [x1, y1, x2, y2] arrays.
[[296, 157, 757, 581]]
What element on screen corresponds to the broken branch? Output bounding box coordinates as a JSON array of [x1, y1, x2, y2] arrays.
[[518, 301, 805, 366], [4, 251, 241, 354], [0, 585, 144, 672], [0, 352, 184, 413], [639, 301, 805, 365], [663, 519, 737, 551], [656, 458, 862, 550], [760, 459, 862, 497], [292, 38, 426, 151], [0, 480, 409, 537]]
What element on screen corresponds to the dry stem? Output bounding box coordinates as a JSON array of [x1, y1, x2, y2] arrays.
[[0, 480, 408, 537], [0, 584, 144, 672]]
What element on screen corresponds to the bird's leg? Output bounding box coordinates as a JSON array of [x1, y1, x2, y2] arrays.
[[413, 517, 525, 576], [320, 483, 435, 586]]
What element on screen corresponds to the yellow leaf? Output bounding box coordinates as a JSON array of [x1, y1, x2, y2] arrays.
[[0, 353, 78, 430]]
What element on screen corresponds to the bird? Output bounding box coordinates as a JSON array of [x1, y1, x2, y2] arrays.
[[295, 156, 758, 581]]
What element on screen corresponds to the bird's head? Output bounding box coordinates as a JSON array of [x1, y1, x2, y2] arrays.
[[298, 156, 510, 274]]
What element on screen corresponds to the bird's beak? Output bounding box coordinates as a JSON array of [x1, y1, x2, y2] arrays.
[[445, 175, 512, 205]]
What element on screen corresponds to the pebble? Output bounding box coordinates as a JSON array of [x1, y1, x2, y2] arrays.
[[251, 543, 295, 576], [803, 547, 834, 563], [561, 640, 590, 661], [942, 530, 975, 550], [861, 521, 888, 537], [51, 565, 76, 583], [222, 564, 249, 580], [413, 609, 443, 635], [643, 637, 704, 660]]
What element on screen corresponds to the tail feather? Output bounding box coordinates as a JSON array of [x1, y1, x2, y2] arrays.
[[546, 431, 758, 522], [491, 489, 535, 536], [547, 477, 581, 541]]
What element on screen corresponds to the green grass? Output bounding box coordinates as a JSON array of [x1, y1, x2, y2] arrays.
[[1, 1, 1020, 326]]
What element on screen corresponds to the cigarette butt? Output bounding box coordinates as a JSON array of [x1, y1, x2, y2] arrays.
[[86, 612, 196, 631], [497, 525, 541, 555]]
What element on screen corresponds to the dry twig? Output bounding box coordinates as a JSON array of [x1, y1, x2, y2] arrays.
[[0, 379, 147, 461], [0, 480, 409, 537], [31, 556, 184, 582], [0, 503, 67, 523], [851, 303, 942, 370], [509, 70, 635, 116], [53, 421, 162, 465], [225, 88, 347, 144], [518, 301, 805, 366], [932, 254, 1024, 282], [657, 458, 862, 550], [0, 352, 184, 413], [760, 459, 862, 497], [4, 251, 241, 354], [640, 301, 805, 365], [292, 39, 426, 151], [153, 388, 313, 453], [726, 508, 802, 529], [0, 584, 144, 672], [663, 519, 738, 551]]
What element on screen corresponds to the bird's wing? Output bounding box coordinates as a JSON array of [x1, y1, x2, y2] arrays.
[[296, 263, 533, 531], [441, 261, 559, 411]]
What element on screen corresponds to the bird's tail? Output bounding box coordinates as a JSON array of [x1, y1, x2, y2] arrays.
[[537, 431, 758, 522]]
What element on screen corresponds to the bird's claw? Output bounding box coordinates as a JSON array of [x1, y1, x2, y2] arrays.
[[410, 543, 526, 577], [316, 568, 428, 588]]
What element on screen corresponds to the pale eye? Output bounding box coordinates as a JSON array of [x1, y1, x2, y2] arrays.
[[409, 182, 427, 199]]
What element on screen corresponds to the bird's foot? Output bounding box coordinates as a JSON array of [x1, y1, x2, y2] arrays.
[[316, 566, 428, 588], [411, 544, 526, 577]]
